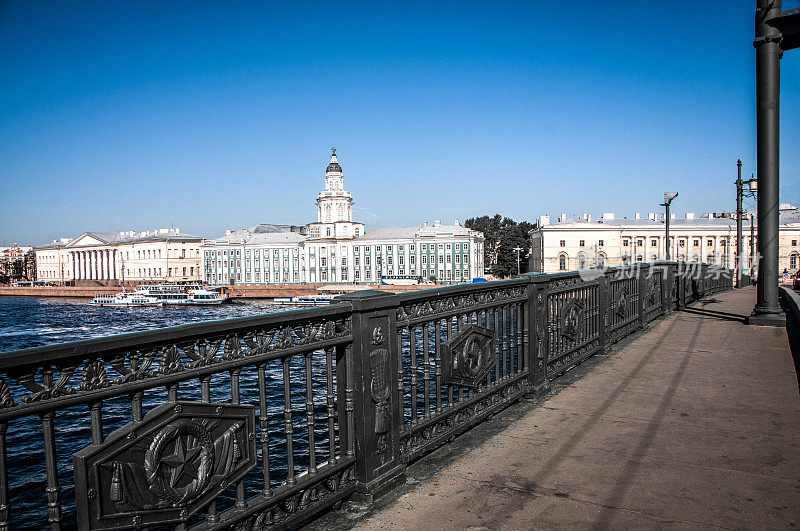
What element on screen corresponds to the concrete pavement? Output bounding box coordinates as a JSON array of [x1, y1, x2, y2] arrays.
[[356, 287, 800, 529]]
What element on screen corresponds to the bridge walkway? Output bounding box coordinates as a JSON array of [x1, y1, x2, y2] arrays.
[[357, 287, 800, 529]]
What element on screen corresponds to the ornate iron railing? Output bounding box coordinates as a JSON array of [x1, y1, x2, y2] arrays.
[[0, 262, 733, 530]]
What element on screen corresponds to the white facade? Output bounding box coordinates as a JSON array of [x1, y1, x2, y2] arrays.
[[530, 208, 800, 275], [202, 151, 485, 285], [35, 229, 203, 285]]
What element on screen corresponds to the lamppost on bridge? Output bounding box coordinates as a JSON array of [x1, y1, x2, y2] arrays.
[[660, 193, 678, 260], [747, 0, 798, 326], [735, 159, 757, 288], [513, 247, 523, 275]]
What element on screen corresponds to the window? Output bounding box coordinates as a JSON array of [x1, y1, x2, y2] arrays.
[[446, 255, 451, 263], [439, 255, 444, 264], [579, 240, 585, 247], [387, 245, 392, 252], [354, 247, 359, 254], [707, 239, 714, 246], [387, 256, 393, 266], [399, 245, 404, 252], [793, 240, 797, 246], [410, 255, 415, 265], [422, 255, 427, 264], [559, 254, 567, 270], [720, 239, 727, 246], [455, 255, 460, 263], [598, 240, 604, 247], [651, 239, 657, 246], [560, 240, 566, 247], [623, 240, 629, 247], [636, 239, 644, 247], [399, 256, 404, 265], [791, 253, 799, 269], [679, 240, 686, 247], [365, 256, 370, 266], [446, 244, 451, 250], [355, 270, 360, 280], [321, 258, 327, 267], [355, 256, 360, 267]]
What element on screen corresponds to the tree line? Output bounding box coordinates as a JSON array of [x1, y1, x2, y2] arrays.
[[465, 215, 533, 278]]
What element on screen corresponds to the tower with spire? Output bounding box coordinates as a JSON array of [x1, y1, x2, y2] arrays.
[[307, 148, 365, 239]]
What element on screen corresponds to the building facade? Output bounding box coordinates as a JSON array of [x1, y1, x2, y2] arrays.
[[35, 229, 203, 285], [530, 207, 800, 275], [0, 244, 33, 279], [202, 150, 485, 285]]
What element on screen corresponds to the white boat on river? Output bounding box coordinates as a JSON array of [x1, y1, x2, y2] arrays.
[[134, 283, 228, 305], [273, 295, 336, 306], [90, 292, 163, 307]]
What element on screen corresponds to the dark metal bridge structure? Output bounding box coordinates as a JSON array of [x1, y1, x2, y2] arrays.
[[0, 262, 733, 530]]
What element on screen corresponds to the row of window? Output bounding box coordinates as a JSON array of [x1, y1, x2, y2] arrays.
[[558, 238, 743, 248]]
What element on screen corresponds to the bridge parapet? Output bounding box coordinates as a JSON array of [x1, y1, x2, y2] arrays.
[[0, 262, 733, 530]]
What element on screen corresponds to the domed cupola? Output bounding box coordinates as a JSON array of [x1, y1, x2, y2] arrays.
[[326, 148, 342, 173]]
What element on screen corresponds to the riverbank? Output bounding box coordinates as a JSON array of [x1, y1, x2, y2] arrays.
[[0, 283, 433, 299]]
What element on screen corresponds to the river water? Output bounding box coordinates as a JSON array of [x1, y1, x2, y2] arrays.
[[0, 296, 293, 353]]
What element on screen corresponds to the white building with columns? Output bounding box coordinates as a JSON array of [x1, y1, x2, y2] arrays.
[[201, 150, 485, 285], [35, 229, 203, 285]]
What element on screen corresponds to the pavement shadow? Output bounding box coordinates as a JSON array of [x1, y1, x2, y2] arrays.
[[504, 317, 686, 524], [680, 306, 747, 323], [590, 318, 703, 529]]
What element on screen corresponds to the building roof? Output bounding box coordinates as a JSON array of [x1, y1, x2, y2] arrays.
[[355, 223, 483, 241], [206, 229, 307, 245], [36, 230, 201, 250]]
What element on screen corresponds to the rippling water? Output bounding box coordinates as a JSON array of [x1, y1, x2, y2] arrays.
[[0, 296, 336, 529], [0, 296, 295, 353]]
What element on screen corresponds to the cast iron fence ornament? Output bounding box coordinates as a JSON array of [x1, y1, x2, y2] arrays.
[[442, 324, 496, 387], [74, 401, 256, 530]]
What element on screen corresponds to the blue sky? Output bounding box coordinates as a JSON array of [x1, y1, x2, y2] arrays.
[[1, 1, 799, 245]]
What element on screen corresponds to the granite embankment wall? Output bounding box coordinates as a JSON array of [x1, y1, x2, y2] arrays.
[[0, 284, 429, 299]]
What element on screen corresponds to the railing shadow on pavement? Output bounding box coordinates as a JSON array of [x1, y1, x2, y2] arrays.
[[0, 261, 734, 530]]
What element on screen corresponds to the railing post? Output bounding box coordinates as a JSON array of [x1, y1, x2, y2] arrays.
[[677, 262, 686, 309], [335, 290, 405, 501], [523, 273, 550, 394], [659, 263, 670, 316], [598, 270, 609, 353], [637, 264, 647, 329]]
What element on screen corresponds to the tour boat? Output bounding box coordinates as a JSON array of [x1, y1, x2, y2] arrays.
[[90, 292, 163, 307], [134, 283, 228, 305], [273, 295, 336, 306]]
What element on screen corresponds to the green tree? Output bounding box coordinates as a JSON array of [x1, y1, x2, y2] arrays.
[[24, 250, 36, 281], [465, 215, 533, 278], [10, 259, 24, 281]]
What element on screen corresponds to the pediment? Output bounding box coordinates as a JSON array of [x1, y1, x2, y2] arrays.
[[68, 234, 108, 247]]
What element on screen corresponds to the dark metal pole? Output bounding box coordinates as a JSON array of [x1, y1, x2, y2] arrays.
[[749, 0, 785, 325], [750, 214, 755, 273], [736, 159, 743, 287], [665, 204, 670, 260]]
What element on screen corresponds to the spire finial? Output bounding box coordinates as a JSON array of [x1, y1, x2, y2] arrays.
[[331, 147, 337, 155]]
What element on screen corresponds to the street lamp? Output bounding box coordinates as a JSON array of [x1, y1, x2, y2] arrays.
[[735, 159, 757, 287], [660, 193, 678, 260], [513, 247, 523, 275]]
